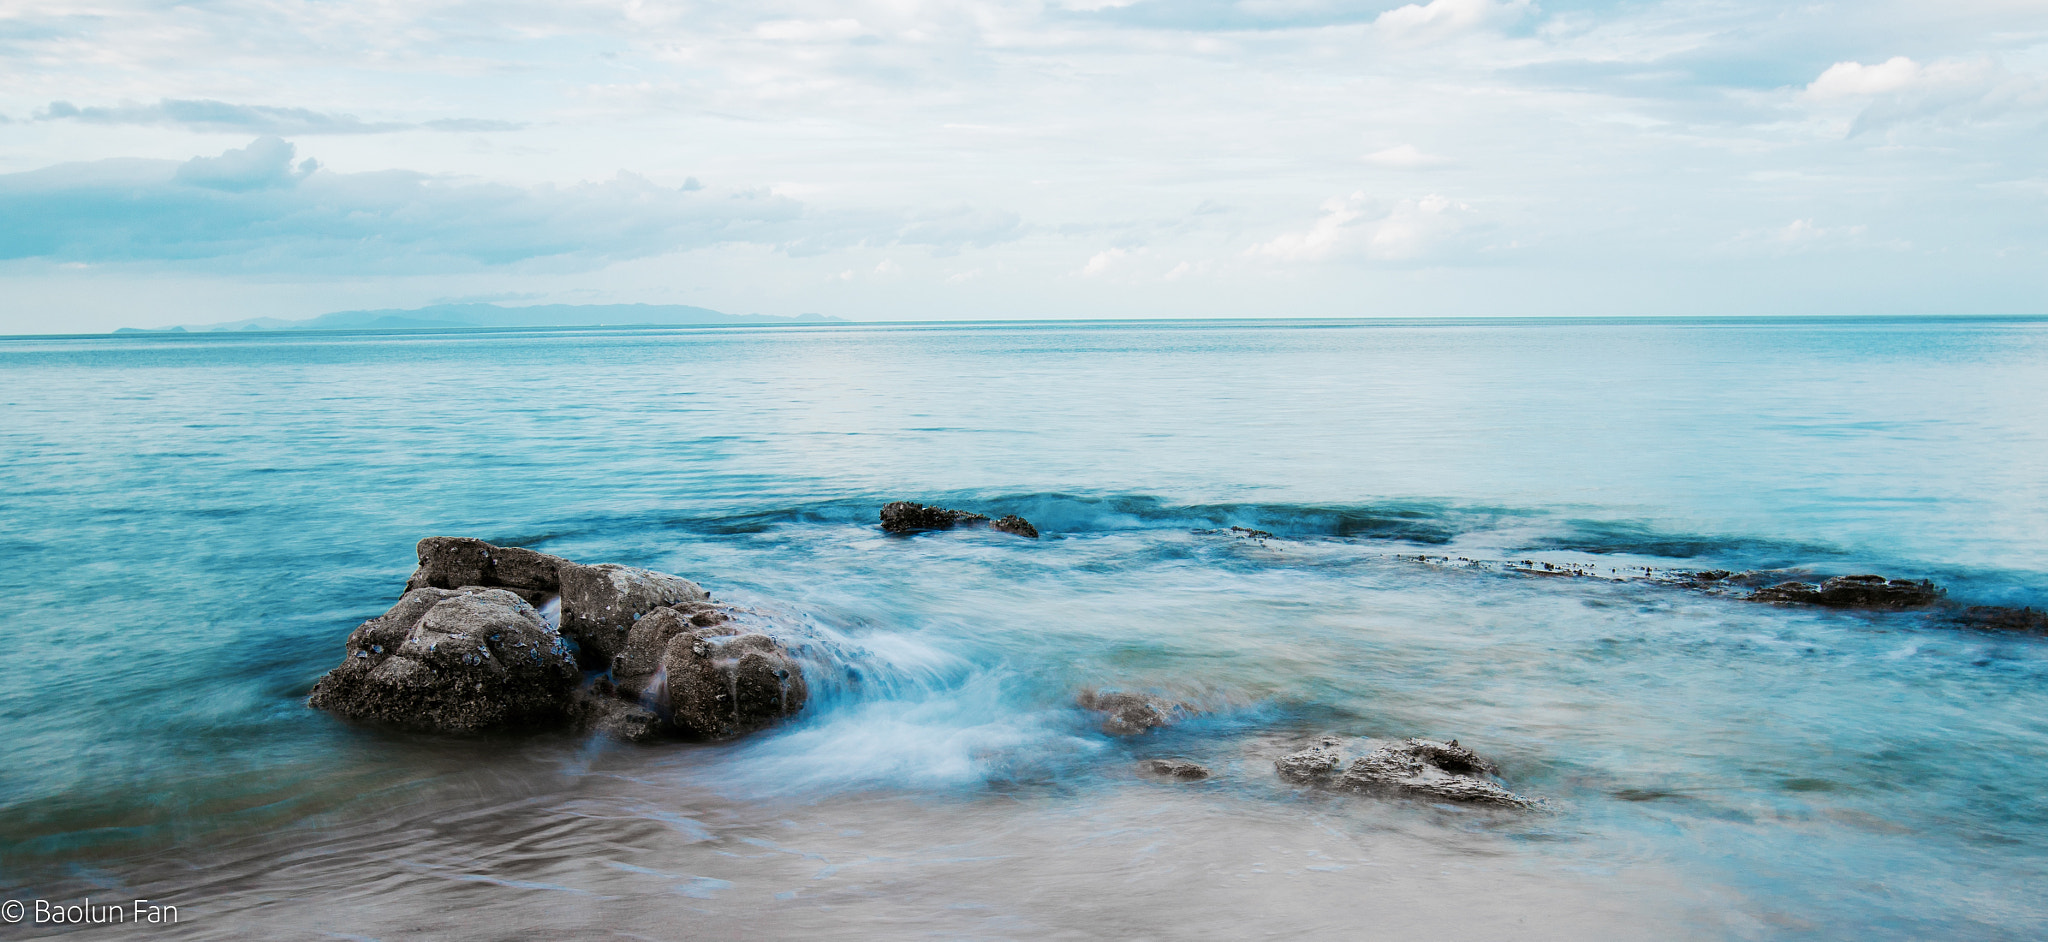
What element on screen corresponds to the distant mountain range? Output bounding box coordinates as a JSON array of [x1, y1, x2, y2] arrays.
[[116, 303, 841, 333]]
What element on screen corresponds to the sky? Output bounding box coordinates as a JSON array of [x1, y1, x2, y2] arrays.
[[1, 0, 2045, 332]]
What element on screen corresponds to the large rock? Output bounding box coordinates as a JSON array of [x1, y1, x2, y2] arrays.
[[664, 629, 809, 740], [308, 588, 579, 731], [1337, 738, 1535, 808], [404, 537, 570, 606], [611, 601, 808, 740], [558, 563, 709, 668], [1750, 574, 1943, 610]]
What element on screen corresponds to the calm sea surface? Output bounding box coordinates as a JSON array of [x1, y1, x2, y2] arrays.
[[2, 319, 2046, 939]]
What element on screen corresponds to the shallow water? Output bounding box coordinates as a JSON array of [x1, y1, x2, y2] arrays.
[[2, 319, 2046, 939]]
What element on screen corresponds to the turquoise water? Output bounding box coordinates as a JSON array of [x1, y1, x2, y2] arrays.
[[2, 319, 2046, 939]]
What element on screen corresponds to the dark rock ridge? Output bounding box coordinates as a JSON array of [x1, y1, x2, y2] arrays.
[[1276, 736, 1536, 809], [1749, 574, 1943, 610], [1392, 552, 2046, 632], [308, 587, 579, 732], [1946, 606, 2048, 634], [880, 502, 1039, 538], [312, 538, 806, 740], [1077, 689, 1194, 736]]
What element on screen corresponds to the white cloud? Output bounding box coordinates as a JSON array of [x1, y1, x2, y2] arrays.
[[1079, 247, 1130, 277], [1804, 56, 2048, 135], [1807, 57, 1927, 98], [1247, 193, 1480, 263]]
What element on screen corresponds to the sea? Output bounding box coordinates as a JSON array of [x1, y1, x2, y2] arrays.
[[2, 318, 2045, 939]]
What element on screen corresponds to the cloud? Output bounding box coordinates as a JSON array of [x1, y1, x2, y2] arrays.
[[1247, 193, 1482, 263], [893, 204, 1024, 251], [1079, 247, 1130, 277], [0, 139, 800, 270], [0, 139, 1026, 272], [35, 99, 523, 135], [173, 136, 317, 191], [1363, 144, 1449, 169], [1723, 218, 1900, 256], [1804, 57, 2048, 135]]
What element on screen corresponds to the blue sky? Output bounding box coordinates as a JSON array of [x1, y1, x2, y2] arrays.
[[1, 0, 2044, 331]]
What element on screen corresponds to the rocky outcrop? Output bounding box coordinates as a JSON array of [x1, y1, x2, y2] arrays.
[[1750, 574, 1943, 610], [313, 539, 807, 741], [1077, 690, 1191, 736], [1275, 736, 1345, 783], [1338, 739, 1534, 808], [558, 563, 709, 668], [308, 587, 579, 732], [1140, 758, 1211, 780], [880, 502, 1038, 538]]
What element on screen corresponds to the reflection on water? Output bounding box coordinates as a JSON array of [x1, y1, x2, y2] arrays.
[[2, 320, 2046, 939]]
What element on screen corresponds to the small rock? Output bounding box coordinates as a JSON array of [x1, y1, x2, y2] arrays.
[[1141, 758, 1211, 780], [570, 680, 670, 743], [990, 514, 1040, 538], [1338, 738, 1534, 808], [1077, 689, 1190, 736], [1750, 574, 1943, 610], [1275, 736, 1345, 783]]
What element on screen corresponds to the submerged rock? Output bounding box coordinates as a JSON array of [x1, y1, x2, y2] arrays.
[[1275, 736, 1345, 783], [570, 680, 668, 743], [1945, 605, 2048, 634], [1141, 758, 1212, 780], [558, 562, 710, 668], [1338, 738, 1534, 808], [308, 587, 579, 732], [1077, 690, 1191, 736], [1750, 574, 1943, 610], [880, 501, 1039, 538]]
